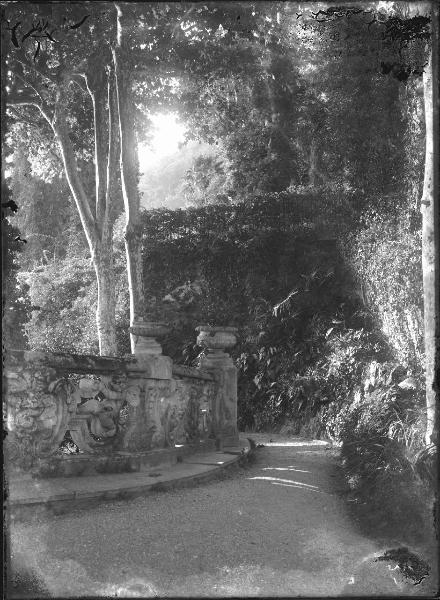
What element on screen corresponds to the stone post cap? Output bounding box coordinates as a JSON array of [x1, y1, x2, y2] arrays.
[[129, 318, 170, 338], [130, 319, 170, 358], [195, 325, 238, 334], [196, 325, 238, 353]]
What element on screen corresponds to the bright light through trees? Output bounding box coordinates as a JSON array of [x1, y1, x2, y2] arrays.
[[138, 113, 186, 173]]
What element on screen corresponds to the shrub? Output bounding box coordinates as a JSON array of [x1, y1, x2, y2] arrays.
[[21, 254, 130, 356], [346, 208, 423, 373], [20, 257, 98, 354], [234, 265, 381, 433], [335, 360, 435, 543]]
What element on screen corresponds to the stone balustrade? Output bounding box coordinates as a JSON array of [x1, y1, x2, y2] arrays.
[[4, 323, 239, 478]]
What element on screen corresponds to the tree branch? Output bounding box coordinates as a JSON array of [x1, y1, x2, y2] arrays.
[[51, 102, 98, 248], [12, 47, 59, 85], [7, 105, 43, 127], [85, 66, 109, 228], [7, 89, 40, 106], [7, 94, 53, 129], [112, 47, 139, 226], [13, 72, 45, 104], [103, 65, 120, 237], [69, 73, 88, 92]]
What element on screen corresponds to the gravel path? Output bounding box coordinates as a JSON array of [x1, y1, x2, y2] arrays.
[[7, 434, 434, 597]]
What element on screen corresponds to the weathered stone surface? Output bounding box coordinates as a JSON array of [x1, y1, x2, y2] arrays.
[[4, 364, 78, 471], [172, 364, 213, 381], [6, 349, 129, 374], [5, 329, 239, 477], [116, 382, 153, 452], [126, 355, 173, 379], [129, 317, 170, 356], [197, 325, 240, 447], [196, 325, 238, 353]]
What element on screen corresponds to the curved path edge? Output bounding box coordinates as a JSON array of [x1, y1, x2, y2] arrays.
[[7, 442, 251, 518]]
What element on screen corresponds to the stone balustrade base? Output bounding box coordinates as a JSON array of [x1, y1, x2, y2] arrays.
[[220, 433, 240, 448], [11, 440, 217, 479]]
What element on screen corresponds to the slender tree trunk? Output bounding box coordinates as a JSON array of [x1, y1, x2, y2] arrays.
[[93, 240, 117, 356], [87, 66, 108, 228], [53, 101, 118, 356], [113, 4, 145, 353], [116, 77, 144, 329], [421, 22, 439, 445]]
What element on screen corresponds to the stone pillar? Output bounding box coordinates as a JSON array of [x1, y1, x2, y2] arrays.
[[196, 326, 239, 448], [121, 318, 173, 451]]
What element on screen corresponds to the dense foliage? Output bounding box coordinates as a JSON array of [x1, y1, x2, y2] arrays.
[[347, 209, 423, 371], [2, 213, 30, 351]]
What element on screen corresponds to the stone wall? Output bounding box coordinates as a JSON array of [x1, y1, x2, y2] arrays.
[[4, 323, 239, 478]]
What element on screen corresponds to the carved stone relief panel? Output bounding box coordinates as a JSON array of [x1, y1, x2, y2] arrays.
[[5, 365, 78, 470], [145, 382, 170, 449], [70, 373, 135, 454], [200, 381, 216, 440], [144, 377, 215, 449]]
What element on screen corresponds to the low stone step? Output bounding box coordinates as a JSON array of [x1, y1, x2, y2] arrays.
[[7, 450, 243, 519], [182, 452, 240, 466]]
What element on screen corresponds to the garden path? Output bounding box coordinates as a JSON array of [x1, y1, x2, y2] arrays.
[[8, 434, 434, 597]]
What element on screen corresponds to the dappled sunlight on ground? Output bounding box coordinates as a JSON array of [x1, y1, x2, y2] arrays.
[[261, 466, 311, 472], [295, 449, 331, 453], [261, 441, 329, 447], [248, 474, 327, 494], [248, 475, 320, 489], [270, 481, 327, 493], [245, 432, 331, 449]]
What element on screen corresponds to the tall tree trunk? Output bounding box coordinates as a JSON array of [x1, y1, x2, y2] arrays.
[[93, 239, 117, 356], [52, 100, 118, 356], [115, 75, 144, 325], [113, 4, 145, 353], [421, 17, 439, 445]]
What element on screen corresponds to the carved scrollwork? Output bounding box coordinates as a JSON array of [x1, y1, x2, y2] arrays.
[[147, 383, 174, 448], [162, 404, 183, 447], [184, 382, 203, 443], [161, 383, 187, 447], [36, 378, 78, 454], [5, 365, 79, 470], [199, 381, 215, 439], [156, 378, 217, 446], [114, 382, 145, 452], [71, 374, 131, 453]]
